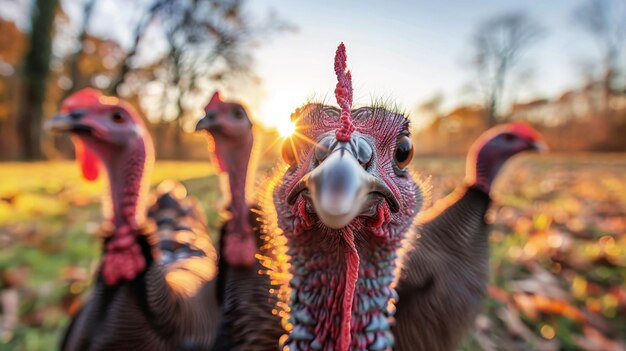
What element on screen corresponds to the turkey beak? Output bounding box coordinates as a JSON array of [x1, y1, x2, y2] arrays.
[[44, 113, 74, 132], [307, 149, 370, 229], [44, 112, 91, 134], [530, 139, 548, 153], [195, 114, 220, 133], [301, 146, 392, 229]]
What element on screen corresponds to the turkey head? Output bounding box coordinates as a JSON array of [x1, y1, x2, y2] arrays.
[[467, 122, 547, 193], [196, 92, 256, 267], [273, 43, 422, 351], [195, 91, 253, 173], [46, 88, 154, 285]]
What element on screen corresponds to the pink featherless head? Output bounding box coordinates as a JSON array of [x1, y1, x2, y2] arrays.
[[504, 121, 542, 141], [61, 88, 103, 113], [334, 42, 355, 142], [204, 91, 222, 112]]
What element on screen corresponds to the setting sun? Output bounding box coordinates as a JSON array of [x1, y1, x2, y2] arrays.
[[277, 120, 296, 137], [257, 90, 307, 138]]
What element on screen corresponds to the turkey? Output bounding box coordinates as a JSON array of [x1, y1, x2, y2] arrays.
[[195, 91, 283, 350], [393, 122, 546, 351], [264, 43, 547, 351], [45, 88, 219, 351], [265, 43, 423, 350]]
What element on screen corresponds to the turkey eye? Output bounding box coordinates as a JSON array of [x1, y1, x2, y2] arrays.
[[233, 107, 244, 120], [111, 111, 125, 124], [503, 133, 515, 142], [281, 139, 297, 166], [69, 111, 83, 120], [394, 135, 414, 169]]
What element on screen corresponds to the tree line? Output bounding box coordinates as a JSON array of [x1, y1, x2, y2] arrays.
[[0, 0, 624, 160], [415, 0, 626, 152], [0, 0, 290, 160]]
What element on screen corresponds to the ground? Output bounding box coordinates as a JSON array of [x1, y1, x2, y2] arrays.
[[0, 154, 624, 351]]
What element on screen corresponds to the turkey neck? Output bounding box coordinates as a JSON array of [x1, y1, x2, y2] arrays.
[[469, 147, 506, 194], [421, 186, 490, 250], [85, 133, 153, 286], [103, 137, 151, 228], [285, 226, 399, 351], [214, 132, 253, 231]]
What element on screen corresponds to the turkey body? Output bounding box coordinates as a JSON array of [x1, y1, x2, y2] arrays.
[[211, 206, 283, 351], [393, 123, 544, 351], [196, 91, 284, 351], [394, 187, 491, 351], [61, 188, 220, 351], [49, 89, 221, 351]]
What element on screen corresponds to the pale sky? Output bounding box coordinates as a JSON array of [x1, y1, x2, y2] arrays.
[[1, 0, 613, 131], [246, 0, 604, 130]]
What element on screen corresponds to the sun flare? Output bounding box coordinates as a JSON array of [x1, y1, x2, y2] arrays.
[[277, 120, 296, 138], [257, 90, 307, 139]]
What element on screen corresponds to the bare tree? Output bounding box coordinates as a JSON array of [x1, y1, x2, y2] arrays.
[[17, 0, 60, 160], [62, 0, 98, 98], [107, 0, 173, 94], [573, 0, 626, 100], [122, 0, 290, 158], [470, 12, 544, 127]]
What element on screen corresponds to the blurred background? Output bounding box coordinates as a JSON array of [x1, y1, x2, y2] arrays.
[[0, 0, 624, 350]]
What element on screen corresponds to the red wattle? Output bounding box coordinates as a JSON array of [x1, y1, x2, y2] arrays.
[[371, 203, 392, 237], [102, 234, 145, 285], [73, 137, 99, 181], [340, 229, 360, 351], [372, 203, 391, 228], [297, 200, 313, 228]]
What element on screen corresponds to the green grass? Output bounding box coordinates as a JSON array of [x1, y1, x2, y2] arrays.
[[0, 155, 625, 350]]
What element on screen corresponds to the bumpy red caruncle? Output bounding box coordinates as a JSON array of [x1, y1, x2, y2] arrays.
[[334, 42, 355, 142]]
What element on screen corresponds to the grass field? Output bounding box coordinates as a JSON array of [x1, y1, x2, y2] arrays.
[[0, 154, 625, 350]]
